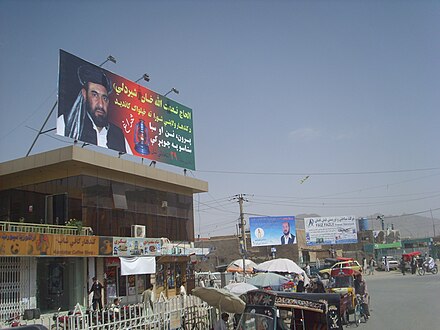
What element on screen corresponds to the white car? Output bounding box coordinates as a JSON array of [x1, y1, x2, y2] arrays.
[[378, 256, 399, 270]]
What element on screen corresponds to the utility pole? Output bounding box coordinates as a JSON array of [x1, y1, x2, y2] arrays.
[[233, 194, 248, 282], [430, 209, 436, 237]]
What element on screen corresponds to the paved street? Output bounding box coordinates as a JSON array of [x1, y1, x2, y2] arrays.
[[346, 269, 440, 329]]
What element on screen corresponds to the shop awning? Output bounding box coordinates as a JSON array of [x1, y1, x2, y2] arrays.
[[120, 256, 156, 275]]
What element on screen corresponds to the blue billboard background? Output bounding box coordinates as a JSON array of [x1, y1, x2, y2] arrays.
[[249, 216, 296, 247]]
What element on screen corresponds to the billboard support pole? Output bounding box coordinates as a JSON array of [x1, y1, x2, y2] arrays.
[[26, 100, 58, 157]]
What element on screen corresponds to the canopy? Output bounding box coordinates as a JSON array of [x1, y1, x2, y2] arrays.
[[255, 258, 310, 285], [402, 251, 421, 262], [224, 282, 258, 296], [226, 259, 257, 273], [256, 258, 303, 273], [247, 273, 289, 289], [192, 287, 245, 314]]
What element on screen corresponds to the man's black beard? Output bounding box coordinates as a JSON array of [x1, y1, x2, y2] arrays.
[[87, 104, 108, 128]]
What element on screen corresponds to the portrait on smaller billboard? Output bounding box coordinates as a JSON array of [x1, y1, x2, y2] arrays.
[[249, 216, 296, 247]]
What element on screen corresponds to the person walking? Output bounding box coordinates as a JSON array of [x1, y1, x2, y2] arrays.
[[89, 277, 103, 311], [296, 274, 305, 293], [400, 256, 406, 275], [410, 256, 417, 275], [384, 256, 390, 272], [368, 257, 376, 275], [362, 257, 368, 275], [141, 284, 154, 317], [180, 280, 187, 309], [305, 263, 311, 277]]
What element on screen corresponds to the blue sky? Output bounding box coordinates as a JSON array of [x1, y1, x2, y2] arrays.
[[1, 0, 439, 237]]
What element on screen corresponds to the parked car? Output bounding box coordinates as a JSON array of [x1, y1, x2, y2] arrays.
[[378, 256, 399, 270], [319, 260, 362, 279]]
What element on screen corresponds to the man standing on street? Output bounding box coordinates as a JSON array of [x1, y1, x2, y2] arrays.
[[141, 284, 154, 317], [362, 257, 367, 275], [89, 276, 103, 311], [305, 263, 311, 277], [384, 256, 390, 272], [400, 256, 406, 275], [368, 257, 376, 275]]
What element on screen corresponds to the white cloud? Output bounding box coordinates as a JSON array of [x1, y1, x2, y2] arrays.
[[288, 127, 321, 141]]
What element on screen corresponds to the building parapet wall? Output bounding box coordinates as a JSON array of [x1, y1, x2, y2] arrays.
[[0, 146, 208, 194]]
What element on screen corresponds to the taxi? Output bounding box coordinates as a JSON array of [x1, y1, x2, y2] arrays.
[[319, 260, 362, 279]]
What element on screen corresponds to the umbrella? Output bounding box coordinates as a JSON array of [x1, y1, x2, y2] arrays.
[[256, 258, 303, 273], [192, 287, 246, 314], [247, 273, 289, 289], [224, 282, 258, 296], [226, 259, 257, 273], [256, 258, 310, 285]]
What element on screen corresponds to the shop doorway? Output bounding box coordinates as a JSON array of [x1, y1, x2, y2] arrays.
[[104, 258, 151, 305], [37, 258, 84, 312]]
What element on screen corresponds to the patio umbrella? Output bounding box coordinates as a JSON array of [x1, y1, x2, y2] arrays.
[[192, 287, 246, 314], [255, 258, 310, 285], [226, 259, 257, 273], [224, 282, 258, 296], [247, 273, 289, 289]]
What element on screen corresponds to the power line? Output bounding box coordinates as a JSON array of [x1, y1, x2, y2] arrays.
[[196, 201, 237, 214], [0, 89, 57, 140], [254, 189, 440, 201], [363, 207, 440, 221], [250, 192, 440, 208], [195, 167, 440, 176]]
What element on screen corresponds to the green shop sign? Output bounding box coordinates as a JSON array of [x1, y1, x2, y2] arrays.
[[374, 241, 402, 249]]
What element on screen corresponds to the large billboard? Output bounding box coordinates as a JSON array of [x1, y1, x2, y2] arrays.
[[304, 216, 358, 246], [57, 50, 195, 170], [249, 216, 296, 247]]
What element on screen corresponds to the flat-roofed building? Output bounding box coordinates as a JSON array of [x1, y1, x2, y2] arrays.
[[0, 146, 207, 318]]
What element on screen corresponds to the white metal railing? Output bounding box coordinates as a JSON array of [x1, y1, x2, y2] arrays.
[[0, 221, 93, 236], [1, 295, 216, 330]]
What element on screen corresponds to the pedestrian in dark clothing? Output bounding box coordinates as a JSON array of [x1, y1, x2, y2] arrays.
[[400, 257, 406, 275], [313, 281, 326, 293], [90, 277, 104, 311], [411, 257, 417, 275], [296, 275, 305, 293]]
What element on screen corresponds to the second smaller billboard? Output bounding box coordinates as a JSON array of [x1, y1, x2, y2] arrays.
[[304, 215, 358, 246], [249, 216, 296, 247]]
